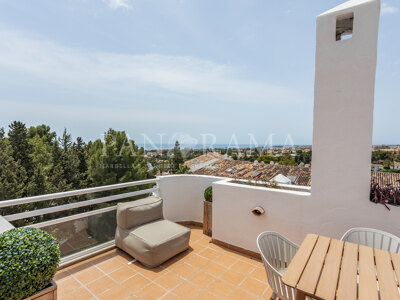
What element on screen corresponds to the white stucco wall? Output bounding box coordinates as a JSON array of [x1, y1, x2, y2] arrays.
[[158, 0, 400, 254], [158, 175, 223, 223]]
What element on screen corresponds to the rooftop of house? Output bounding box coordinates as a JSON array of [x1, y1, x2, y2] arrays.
[[184, 152, 226, 172], [371, 172, 400, 188], [187, 153, 400, 188], [55, 225, 271, 300], [191, 157, 312, 186]]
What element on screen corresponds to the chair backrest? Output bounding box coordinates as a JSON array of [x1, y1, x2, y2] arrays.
[[257, 232, 300, 300], [341, 227, 400, 253], [257, 231, 299, 274], [117, 196, 163, 229]]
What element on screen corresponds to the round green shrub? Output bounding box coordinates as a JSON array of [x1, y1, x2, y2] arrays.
[[0, 227, 60, 300], [204, 186, 212, 202]]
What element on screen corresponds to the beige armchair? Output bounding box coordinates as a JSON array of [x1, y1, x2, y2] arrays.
[[115, 196, 191, 268]]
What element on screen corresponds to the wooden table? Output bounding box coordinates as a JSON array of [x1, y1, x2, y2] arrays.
[[281, 234, 400, 300]]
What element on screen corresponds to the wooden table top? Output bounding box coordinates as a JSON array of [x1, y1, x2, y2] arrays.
[[281, 234, 400, 300]]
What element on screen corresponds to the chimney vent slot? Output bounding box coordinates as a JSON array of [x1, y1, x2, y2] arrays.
[[336, 12, 354, 41]]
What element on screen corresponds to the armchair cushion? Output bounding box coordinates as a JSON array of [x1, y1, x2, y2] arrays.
[[117, 196, 163, 229], [115, 219, 190, 267]]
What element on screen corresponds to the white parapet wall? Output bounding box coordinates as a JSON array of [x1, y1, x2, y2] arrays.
[[158, 175, 224, 224], [160, 174, 400, 253]]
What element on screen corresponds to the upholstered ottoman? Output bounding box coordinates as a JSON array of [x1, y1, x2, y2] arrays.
[[115, 196, 191, 268]]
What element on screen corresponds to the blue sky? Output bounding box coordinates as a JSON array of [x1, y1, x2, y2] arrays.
[[0, 0, 399, 146]]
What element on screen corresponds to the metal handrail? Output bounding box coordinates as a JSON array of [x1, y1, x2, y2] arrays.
[[25, 205, 118, 229], [0, 178, 159, 208], [4, 187, 158, 222]]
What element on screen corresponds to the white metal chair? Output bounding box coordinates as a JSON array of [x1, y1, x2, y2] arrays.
[[257, 231, 299, 300], [341, 227, 400, 253]]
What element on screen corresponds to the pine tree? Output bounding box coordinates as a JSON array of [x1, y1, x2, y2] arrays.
[[88, 129, 149, 186], [73, 137, 89, 188], [171, 141, 183, 173], [8, 121, 33, 175], [0, 136, 27, 200]]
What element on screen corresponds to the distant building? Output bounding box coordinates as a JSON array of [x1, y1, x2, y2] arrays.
[[187, 153, 311, 186], [371, 172, 400, 188], [184, 152, 225, 172], [186, 153, 400, 188], [371, 164, 382, 172]]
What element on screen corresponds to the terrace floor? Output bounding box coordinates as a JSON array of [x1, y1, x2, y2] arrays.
[[55, 225, 273, 300]]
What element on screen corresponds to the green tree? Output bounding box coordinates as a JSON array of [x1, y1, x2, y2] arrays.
[[26, 134, 53, 196], [8, 121, 33, 175], [88, 129, 149, 185], [0, 136, 27, 200], [170, 141, 184, 173], [28, 124, 57, 145], [279, 154, 297, 166], [176, 165, 191, 174], [73, 137, 89, 187], [383, 159, 393, 170], [258, 154, 278, 164]]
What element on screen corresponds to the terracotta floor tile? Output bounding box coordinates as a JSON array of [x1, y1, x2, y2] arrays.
[[196, 237, 212, 247], [135, 283, 167, 300], [57, 277, 83, 295], [174, 248, 195, 261], [190, 242, 206, 252], [122, 274, 151, 293], [207, 278, 235, 298], [89, 251, 118, 265], [249, 267, 267, 283], [221, 249, 246, 260], [208, 243, 227, 253], [171, 281, 201, 299], [73, 266, 105, 285], [238, 255, 261, 266], [239, 276, 268, 297], [97, 285, 131, 300], [230, 260, 256, 274], [193, 290, 220, 300], [66, 260, 94, 274], [86, 275, 116, 296], [201, 261, 226, 277], [161, 257, 182, 269], [155, 272, 184, 290], [263, 286, 274, 299], [54, 269, 70, 282], [135, 264, 168, 280], [56, 227, 270, 300], [161, 292, 180, 300], [198, 248, 221, 260], [186, 255, 210, 269], [189, 271, 216, 288], [115, 249, 134, 263], [220, 269, 246, 285], [213, 254, 239, 268], [59, 287, 93, 300], [96, 257, 125, 273], [109, 265, 137, 283], [170, 262, 198, 279], [227, 288, 257, 300]]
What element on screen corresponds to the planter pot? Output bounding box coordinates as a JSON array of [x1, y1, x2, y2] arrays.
[[25, 281, 57, 300], [203, 201, 212, 236]]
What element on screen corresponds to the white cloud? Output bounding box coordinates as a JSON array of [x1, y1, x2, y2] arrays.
[[105, 0, 132, 10], [0, 29, 299, 105], [381, 2, 398, 15]]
